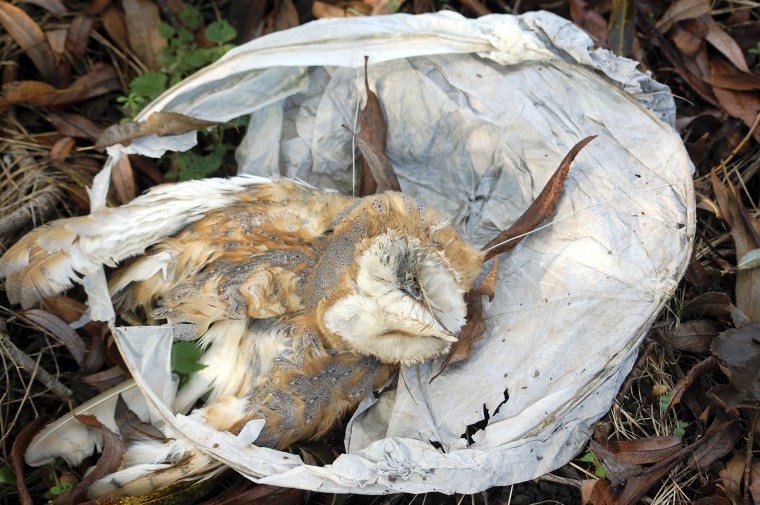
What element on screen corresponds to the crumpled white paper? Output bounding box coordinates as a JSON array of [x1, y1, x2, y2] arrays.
[[94, 10, 692, 494]]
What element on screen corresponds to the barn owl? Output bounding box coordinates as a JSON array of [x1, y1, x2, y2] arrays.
[[0, 138, 592, 498]]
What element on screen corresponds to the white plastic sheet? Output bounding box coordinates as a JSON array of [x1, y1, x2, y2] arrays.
[[98, 10, 693, 494]]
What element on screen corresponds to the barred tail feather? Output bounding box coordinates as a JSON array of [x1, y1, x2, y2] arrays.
[[87, 440, 224, 498]]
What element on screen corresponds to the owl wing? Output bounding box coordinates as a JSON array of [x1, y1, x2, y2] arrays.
[[0, 177, 351, 313]]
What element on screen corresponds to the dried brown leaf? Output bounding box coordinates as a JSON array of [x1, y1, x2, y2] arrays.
[[53, 415, 126, 504], [569, 0, 608, 46], [750, 460, 760, 504], [670, 23, 705, 57], [0, 1, 60, 84], [50, 136, 76, 160], [46, 28, 67, 55], [718, 453, 745, 504], [111, 156, 137, 204], [95, 112, 229, 149], [115, 395, 166, 442], [704, 73, 760, 91], [65, 13, 93, 59], [669, 356, 718, 410], [619, 420, 736, 505], [358, 57, 396, 194], [49, 112, 103, 141], [101, 5, 129, 52], [21, 308, 87, 366], [655, 0, 710, 33], [0, 80, 59, 107], [83, 366, 128, 391], [664, 319, 722, 353], [681, 291, 734, 322], [608, 0, 635, 57], [710, 60, 760, 142], [122, 0, 166, 70], [264, 0, 299, 34], [430, 258, 498, 382], [705, 20, 750, 73], [482, 136, 596, 260], [590, 439, 642, 486], [602, 436, 682, 465], [50, 62, 121, 106], [711, 170, 760, 319], [710, 321, 760, 408], [585, 479, 617, 505], [21, 0, 67, 14], [11, 416, 52, 505]]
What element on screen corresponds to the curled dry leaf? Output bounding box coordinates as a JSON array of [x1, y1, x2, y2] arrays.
[[20, 308, 87, 366], [52, 415, 126, 504], [590, 439, 642, 486], [0, 1, 60, 85], [710, 321, 760, 409], [358, 57, 390, 196], [711, 171, 760, 320], [95, 112, 230, 149], [11, 416, 52, 505], [710, 60, 760, 142], [601, 436, 682, 465], [668, 356, 718, 410], [482, 136, 596, 260], [430, 258, 498, 382], [655, 0, 710, 33]]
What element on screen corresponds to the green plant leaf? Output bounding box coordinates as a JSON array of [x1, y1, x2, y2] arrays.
[[175, 144, 229, 181], [171, 341, 207, 374], [0, 466, 16, 485], [157, 22, 175, 39], [205, 20, 236, 44], [129, 71, 167, 100], [180, 4, 202, 30]]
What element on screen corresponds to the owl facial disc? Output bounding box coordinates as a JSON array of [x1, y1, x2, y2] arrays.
[[322, 232, 466, 366]]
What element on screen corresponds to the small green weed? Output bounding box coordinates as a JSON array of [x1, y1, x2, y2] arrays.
[[117, 5, 237, 119], [172, 340, 207, 388], [580, 450, 608, 478]]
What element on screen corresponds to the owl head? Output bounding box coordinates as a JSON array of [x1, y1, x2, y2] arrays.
[[305, 193, 484, 366]]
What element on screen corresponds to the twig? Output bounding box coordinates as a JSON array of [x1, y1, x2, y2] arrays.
[[0, 188, 59, 240], [535, 472, 582, 490], [695, 111, 760, 182], [0, 321, 72, 401]]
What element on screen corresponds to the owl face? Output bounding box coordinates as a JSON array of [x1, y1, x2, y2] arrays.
[[322, 231, 466, 366]]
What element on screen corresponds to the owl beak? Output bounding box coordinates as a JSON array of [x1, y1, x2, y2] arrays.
[[436, 331, 459, 343]]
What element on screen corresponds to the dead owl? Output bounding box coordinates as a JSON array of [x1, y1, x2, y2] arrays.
[[0, 138, 593, 498]]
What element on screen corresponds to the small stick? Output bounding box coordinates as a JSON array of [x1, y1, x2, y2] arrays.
[[0, 321, 72, 401]]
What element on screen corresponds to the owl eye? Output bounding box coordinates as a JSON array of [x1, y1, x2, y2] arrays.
[[399, 271, 422, 300]]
